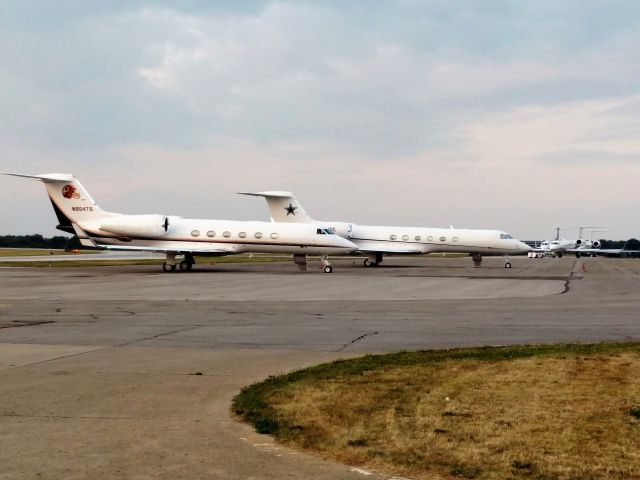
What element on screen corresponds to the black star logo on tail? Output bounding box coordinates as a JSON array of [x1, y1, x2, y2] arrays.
[[285, 203, 297, 216]]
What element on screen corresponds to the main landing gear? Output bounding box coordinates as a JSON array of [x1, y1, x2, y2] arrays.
[[364, 252, 383, 267], [162, 252, 195, 273]]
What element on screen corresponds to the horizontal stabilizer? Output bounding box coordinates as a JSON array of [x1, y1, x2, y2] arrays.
[[2, 172, 75, 182], [238, 191, 294, 198]]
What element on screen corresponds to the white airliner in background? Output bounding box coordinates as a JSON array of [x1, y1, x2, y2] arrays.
[[239, 191, 531, 268], [3, 173, 357, 273]]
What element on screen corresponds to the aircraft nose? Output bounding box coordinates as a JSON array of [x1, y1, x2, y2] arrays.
[[518, 241, 532, 253], [338, 237, 358, 252]]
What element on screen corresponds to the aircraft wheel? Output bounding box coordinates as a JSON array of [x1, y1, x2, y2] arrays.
[[179, 260, 192, 272], [323, 265, 333, 273], [363, 258, 370, 267], [162, 262, 176, 272], [505, 262, 512, 269]]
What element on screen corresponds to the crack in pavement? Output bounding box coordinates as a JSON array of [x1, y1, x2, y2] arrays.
[[337, 331, 379, 352], [114, 325, 203, 348]]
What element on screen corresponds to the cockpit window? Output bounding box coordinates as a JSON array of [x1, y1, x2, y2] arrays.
[[316, 228, 333, 235], [500, 233, 513, 239]]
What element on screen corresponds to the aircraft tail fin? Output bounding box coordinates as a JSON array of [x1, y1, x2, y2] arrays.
[[3, 172, 117, 232], [238, 191, 313, 223]]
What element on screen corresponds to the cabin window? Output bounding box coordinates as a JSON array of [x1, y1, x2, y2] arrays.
[[206, 231, 215, 238], [402, 234, 409, 241], [439, 236, 446, 242], [238, 232, 247, 239], [453, 236, 459, 242], [390, 234, 397, 241], [254, 232, 263, 239], [270, 232, 279, 239], [415, 236, 421, 241], [427, 236, 434, 241], [223, 231, 231, 238], [191, 230, 200, 237]]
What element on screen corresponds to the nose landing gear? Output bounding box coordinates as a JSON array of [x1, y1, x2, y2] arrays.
[[321, 255, 333, 273]]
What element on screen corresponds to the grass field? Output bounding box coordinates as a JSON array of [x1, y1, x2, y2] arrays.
[[233, 343, 640, 480], [0, 248, 97, 257]]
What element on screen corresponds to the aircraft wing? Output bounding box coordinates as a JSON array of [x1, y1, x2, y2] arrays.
[[564, 247, 640, 257], [572, 247, 639, 255], [95, 244, 233, 255], [354, 240, 423, 254]]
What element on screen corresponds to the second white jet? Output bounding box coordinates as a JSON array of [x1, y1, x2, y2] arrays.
[[240, 191, 531, 268]]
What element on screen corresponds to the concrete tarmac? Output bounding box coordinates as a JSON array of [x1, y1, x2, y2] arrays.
[[1, 256, 639, 479]]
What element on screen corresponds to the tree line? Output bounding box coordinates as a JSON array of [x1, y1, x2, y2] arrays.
[[0, 235, 82, 250], [600, 238, 640, 250]]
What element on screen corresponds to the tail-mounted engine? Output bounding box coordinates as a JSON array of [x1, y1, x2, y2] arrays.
[[100, 214, 174, 237]]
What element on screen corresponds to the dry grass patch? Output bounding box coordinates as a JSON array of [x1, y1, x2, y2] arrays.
[[233, 343, 640, 480]]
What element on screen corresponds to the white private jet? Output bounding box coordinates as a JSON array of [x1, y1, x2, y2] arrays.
[[239, 191, 531, 268], [3, 173, 357, 273], [529, 227, 605, 258]]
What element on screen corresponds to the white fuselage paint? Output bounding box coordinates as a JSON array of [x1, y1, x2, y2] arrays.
[[324, 221, 531, 256], [2, 173, 357, 259], [239, 192, 532, 257], [83, 218, 356, 256]]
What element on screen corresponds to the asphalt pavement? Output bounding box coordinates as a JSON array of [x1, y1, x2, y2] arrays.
[[1, 256, 639, 479]]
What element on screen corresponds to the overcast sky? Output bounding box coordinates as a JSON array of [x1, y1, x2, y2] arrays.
[[2, 1, 639, 239]]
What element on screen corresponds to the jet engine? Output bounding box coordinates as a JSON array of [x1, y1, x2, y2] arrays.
[[325, 222, 353, 239], [592, 240, 600, 248], [575, 239, 584, 246], [100, 214, 171, 237]]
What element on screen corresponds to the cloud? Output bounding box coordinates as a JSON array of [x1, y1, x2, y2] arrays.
[[465, 95, 640, 163]]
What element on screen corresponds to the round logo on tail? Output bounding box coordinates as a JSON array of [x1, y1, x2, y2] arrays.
[[62, 184, 79, 199]]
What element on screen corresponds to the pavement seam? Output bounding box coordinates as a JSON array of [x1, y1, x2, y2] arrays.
[[337, 331, 379, 352]]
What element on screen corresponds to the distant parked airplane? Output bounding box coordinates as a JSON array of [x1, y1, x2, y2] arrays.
[[3, 173, 357, 273], [530, 227, 640, 258], [239, 191, 531, 268], [530, 227, 608, 258]]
